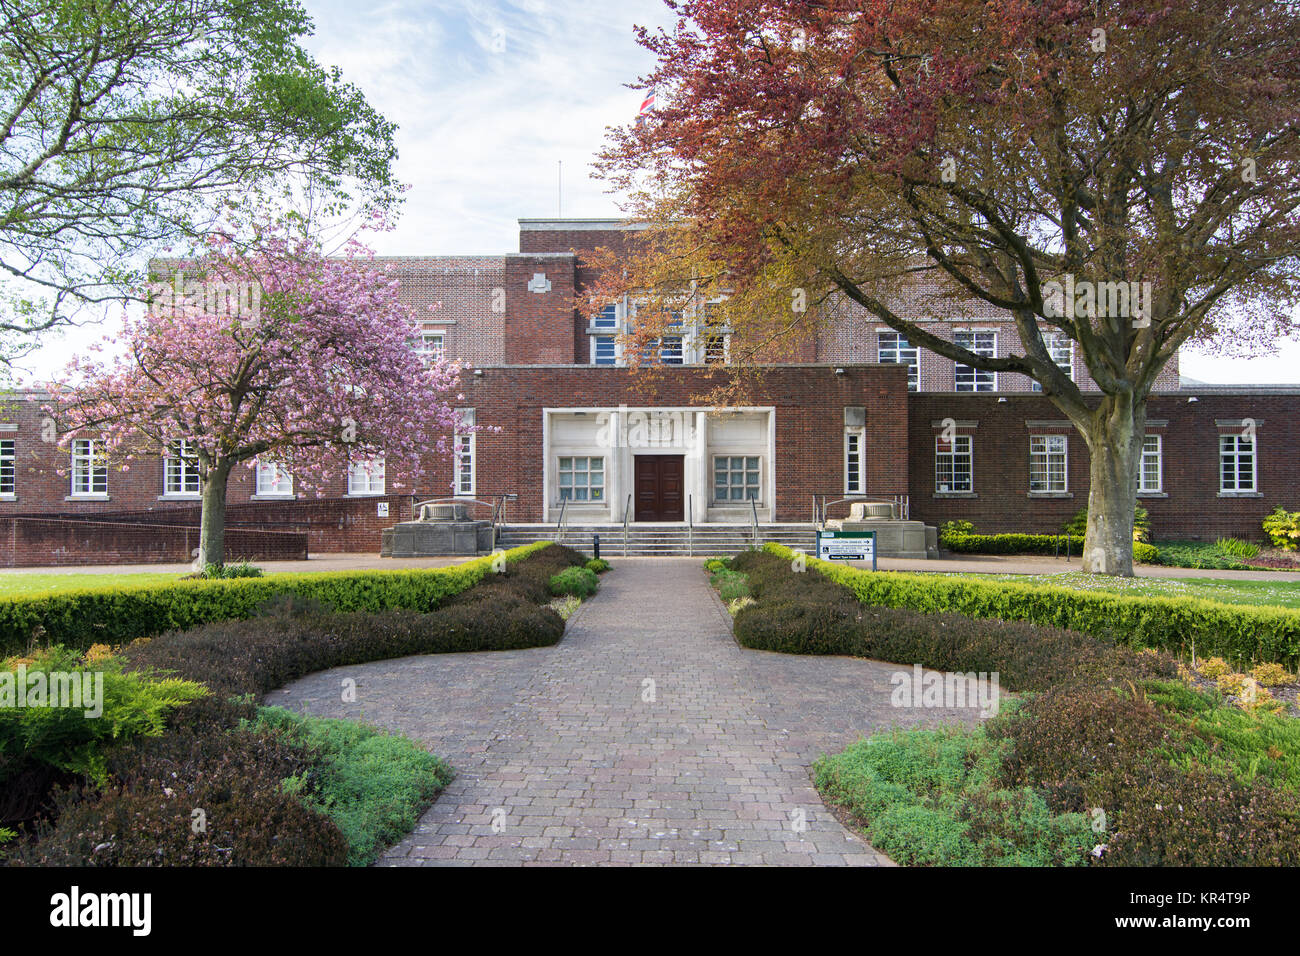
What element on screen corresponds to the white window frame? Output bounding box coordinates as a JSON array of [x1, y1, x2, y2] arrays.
[[347, 457, 386, 496], [454, 432, 475, 497], [0, 438, 13, 497], [557, 455, 604, 502], [1031, 330, 1074, 391], [70, 438, 108, 498], [1219, 434, 1257, 493], [713, 455, 762, 503], [935, 434, 974, 493], [591, 334, 619, 366], [954, 330, 997, 392], [163, 439, 201, 498], [416, 329, 445, 362], [844, 428, 866, 495], [1029, 434, 1069, 493], [1138, 435, 1162, 493], [878, 331, 919, 391], [255, 460, 294, 497]]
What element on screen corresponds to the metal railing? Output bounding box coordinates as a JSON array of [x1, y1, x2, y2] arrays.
[[412, 495, 514, 549], [750, 497, 760, 548], [812, 494, 910, 526], [687, 495, 693, 557], [622, 493, 633, 556], [554, 497, 569, 543]]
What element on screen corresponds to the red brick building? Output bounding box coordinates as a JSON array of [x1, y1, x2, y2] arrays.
[[1, 219, 1296, 564]]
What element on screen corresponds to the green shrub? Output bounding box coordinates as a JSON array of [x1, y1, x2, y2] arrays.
[[1263, 507, 1300, 552], [941, 531, 1156, 562], [0, 645, 208, 785], [13, 698, 349, 867], [194, 562, 264, 579], [708, 568, 750, 602], [548, 566, 599, 599], [703, 557, 731, 573], [255, 707, 454, 867], [585, 558, 611, 574], [1063, 506, 1150, 543], [1150, 541, 1254, 570], [763, 543, 1300, 667], [939, 519, 975, 538], [0, 541, 554, 657], [1216, 537, 1261, 559]]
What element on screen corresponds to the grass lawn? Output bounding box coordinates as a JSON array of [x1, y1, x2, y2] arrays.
[[951, 570, 1300, 610], [0, 571, 188, 597]]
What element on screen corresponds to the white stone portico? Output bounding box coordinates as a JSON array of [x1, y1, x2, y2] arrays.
[[541, 406, 777, 524]]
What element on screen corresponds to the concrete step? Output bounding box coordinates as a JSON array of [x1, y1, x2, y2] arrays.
[[497, 524, 815, 556]]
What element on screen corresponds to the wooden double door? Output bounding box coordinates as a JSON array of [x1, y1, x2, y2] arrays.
[[634, 454, 685, 521]]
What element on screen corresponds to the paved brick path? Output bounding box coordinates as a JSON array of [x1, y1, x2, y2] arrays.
[[267, 558, 983, 866]]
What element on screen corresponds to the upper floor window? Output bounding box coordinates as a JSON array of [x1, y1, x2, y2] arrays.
[[256, 460, 294, 497], [659, 336, 684, 365], [1031, 331, 1074, 390], [163, 440, 201, 497], [592, 335, 618, 366], [416, 330, 445, 362], [1029, 434, 1068, 493], [1220, 434, 1256, 493], [878, 331, 919, 391], [704, 334, 729, 365], [592, 304, 619, 329], [71, 438, 108, 497], [1138, 435, 1162, 493], [935, 435, 973, 493], [347, 457, 385, 496], [0, 439, 13, 497], [954, 331, 996, 391]]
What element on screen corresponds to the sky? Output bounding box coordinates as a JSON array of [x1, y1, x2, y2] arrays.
[[18, 0, 1300, 384]]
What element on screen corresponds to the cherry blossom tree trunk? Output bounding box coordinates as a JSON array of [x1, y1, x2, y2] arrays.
[[198, 458, 233, 568]]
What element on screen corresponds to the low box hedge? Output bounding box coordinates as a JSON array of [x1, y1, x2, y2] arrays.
[[942, 532, 1158, 563], [763, 543, 1300, 668], [0, 541, 554, 657]]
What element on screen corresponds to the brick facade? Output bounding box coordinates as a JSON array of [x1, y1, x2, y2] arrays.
[[1, 218, 1294, 564]]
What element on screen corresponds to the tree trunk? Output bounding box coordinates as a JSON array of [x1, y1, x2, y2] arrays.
[[1081, 394, 1145, 576], [197, 458, 233, 568]]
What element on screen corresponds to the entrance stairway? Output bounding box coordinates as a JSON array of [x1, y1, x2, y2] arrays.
[[495, 523, 817, 557]]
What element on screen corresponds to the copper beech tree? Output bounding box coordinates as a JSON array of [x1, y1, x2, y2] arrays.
[[596, 0, 1300, 575]]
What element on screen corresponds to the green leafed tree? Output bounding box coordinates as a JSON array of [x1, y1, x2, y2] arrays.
[[0, 0, 400, 364], [598, 0, 1300, 575]]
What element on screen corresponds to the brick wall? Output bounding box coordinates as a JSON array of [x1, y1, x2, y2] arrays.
[[461, 363, 910, 523], [907, 392, 1300, 541], [503, 255, 578, 364], [0, 517, 306, 567]]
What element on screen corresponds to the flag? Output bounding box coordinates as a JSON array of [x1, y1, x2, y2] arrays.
[[636, 89, 655, 126]]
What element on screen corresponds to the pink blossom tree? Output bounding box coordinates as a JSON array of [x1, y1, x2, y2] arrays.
[[48, 222, 466, 566]]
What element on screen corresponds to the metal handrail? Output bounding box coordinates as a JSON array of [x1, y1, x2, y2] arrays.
[[554, 497, 568, 543], [622, 493, 633, 556], [750, 497, 760, 549], [813, 493, 910, 525], [412, 494, 514, 551], [687, 494, 693, 557]]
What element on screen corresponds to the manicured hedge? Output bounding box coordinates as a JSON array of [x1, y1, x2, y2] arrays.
[[942, 532, 1158, 563], [0, 542, 553, 656], [762, 543, 1300, 667]]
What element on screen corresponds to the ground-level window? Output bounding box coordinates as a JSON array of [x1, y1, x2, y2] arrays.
[[1220, 434, 1256, 493], [71, 438, 108, 497], [1029, 434, 1068, 493], [164, 440, 201, 496], [935, 435, 973, 493], [255, 460, 294, 496], [954, 331, 996, 391], [558, 456, 603, 501], [592, 335, 617, 366], [0, 439, 13, 496], [877, 331, 919, 391], [454, 433, 475, 496], [347, 457, 385, 495], [845, 429, 866, 494], [714, 455, 760, 502], [1138, 435, 1162, 493]]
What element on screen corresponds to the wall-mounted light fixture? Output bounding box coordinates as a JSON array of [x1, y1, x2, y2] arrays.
[[997, 397, 1008, 403], [834, 368, 846, 375], [1187, 396, 1198, 403]]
